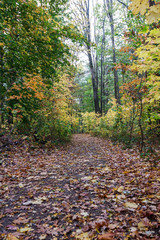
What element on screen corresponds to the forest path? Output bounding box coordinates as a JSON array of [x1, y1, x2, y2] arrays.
[[0, 134, 159, 239]]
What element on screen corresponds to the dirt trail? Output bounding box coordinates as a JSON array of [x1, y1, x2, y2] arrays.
[[0, 134, 159, 239]]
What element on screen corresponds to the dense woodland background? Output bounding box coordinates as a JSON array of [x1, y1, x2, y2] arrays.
[[0, 0, 160, 152]]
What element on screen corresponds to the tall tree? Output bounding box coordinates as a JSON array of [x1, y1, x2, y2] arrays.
[[86, 0, 100, 113], [100, 13, 106, 114], [71, 0, 100, 113], [105, 0, 120, 104]]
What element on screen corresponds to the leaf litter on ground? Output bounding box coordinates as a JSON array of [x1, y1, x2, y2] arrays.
[[0, 134, 159, 239]]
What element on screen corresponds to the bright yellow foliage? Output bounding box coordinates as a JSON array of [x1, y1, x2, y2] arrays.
[[129, 0, 160, 23], [131, 25, 160, 109], [129, 0, 149, 15]]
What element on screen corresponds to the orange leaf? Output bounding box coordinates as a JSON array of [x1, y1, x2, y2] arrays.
[[98, 232, 115, 240]]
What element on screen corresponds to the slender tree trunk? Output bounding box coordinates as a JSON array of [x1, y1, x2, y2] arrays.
[[138, 78, 145, 152], [100, 16, 106, 115], [96, 54, 99, 93], [104, 67, 109, 112], [0, 102, 4, 130], [105, 0, 120, 104], [139, 97, 144, 152], [0, 46, 4, 129], [100, 50, 103, 115], [87, 48, 100, 113], [86, 0, 100, 113], [129, 100, 136, 144]]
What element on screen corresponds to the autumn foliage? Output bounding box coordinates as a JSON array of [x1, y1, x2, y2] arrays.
[[80, 0, 160, 151], [0, 0, 80, 143]]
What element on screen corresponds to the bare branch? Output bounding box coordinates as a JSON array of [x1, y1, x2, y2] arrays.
[[116, 0, 128, 8]]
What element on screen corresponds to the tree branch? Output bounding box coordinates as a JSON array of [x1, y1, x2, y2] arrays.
[[116, 0, 128, 8]]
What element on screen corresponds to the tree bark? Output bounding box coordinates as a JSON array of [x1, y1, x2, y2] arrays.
[[105, 0, 120, 104], [100, 16, 106, 115], [86, 0, 100, 113]]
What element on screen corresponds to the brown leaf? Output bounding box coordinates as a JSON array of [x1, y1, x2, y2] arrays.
[[83, 224, 91, 232], [108, 223, 118, 229], [94, 219, 108, 230], [62, 201, 70, 212], [98, 232, 115, 240], [13, 217, 29, 224]]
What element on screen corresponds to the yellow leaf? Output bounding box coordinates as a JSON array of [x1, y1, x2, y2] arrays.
[[150, 28, 160, 37], [124, 202, 138, 209], [103, 166, 111, 172], [75, 232, 91, 239], [138, 222, 148, 231], [39, 234, 47, 240], [129, 0, 149, 15], [19, 226, 34, 233], [7, 234, 19, 240], [117, 186, 124, 193], [146, 5, 160, 23]]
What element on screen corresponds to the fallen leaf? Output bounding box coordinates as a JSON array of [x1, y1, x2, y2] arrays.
[[75, 232, 91, 239], [39, 234, 47, 240], [138, 221, 148, 231], [32, 199, 43, 204], [8, 232, 25, 238], [108, 223, 118, 229], [124, 202, 138, 209], [80, 211, 89, 217], [19, 226, 34, 233], [98, 232, 115, 240], [13, 217, 29, 224], [7, 225, 18, 230], [117, 186, 124, 193], [18, 183, 24, 188], [7, 234, 19, 240], [102, 166, 111, 172], [143, 231, 155, 237], [81, 176, 92, 181], [94, 219, 108, 230], [130, 227, 137, 232], [23, 200, 33, 206], [23, 196, 47, 206]]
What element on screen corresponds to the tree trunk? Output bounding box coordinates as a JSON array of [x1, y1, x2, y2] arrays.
[[87, 48, 100, 113], [105, 0, 120, 104], [100, 16, 106, 115], [104, 67, 109, 113], [86, 0, 100, 113]]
